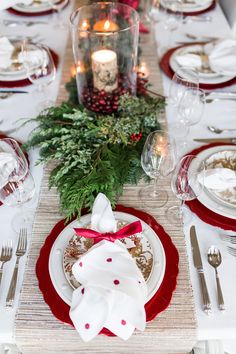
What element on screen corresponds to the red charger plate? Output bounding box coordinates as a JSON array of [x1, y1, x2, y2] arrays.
[[8, 0, 69, 17], [161, 0, 216, 16], [36, 205, 179, 336], [0, 49, 59, 88], [185, 143, 236, 231], [159, 44, 236, 90]]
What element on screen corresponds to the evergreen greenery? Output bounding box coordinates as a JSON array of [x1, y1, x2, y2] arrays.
[[25, 82, 165, 219]]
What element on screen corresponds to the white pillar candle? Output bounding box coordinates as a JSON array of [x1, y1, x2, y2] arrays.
[[91, 49, 118, 92]]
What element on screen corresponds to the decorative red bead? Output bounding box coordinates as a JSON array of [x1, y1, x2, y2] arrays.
[[121, 320, 126, 326], [85, 323, 90, 329], [106, 258, 112, 262], [81, 288, 85, 294], [79, 262, 83, 267], [114, 279, 120, 285]]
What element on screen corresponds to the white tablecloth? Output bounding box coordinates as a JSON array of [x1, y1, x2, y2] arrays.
[[154, 3, 236, 351], [0, 1, 236, 352]]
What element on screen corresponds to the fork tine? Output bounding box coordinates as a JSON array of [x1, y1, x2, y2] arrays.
[[0, 246, 4, 258], [227, 246, 236, 257]]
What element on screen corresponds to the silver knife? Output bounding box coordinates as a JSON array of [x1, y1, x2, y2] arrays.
[[194, 138, 236, 143], [190, 225, 211, 314]]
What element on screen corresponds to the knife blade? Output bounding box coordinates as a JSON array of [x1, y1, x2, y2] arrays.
[[194, 138, 236, 143], [190, 225, 211, 314], [0, 90, 28, 94]]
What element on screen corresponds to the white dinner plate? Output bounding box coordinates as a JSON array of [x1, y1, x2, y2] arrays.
[[188, 145, 236, 219], [169, 45, 235, 85], [49, 211, 166, 306], [0, 39, 27, 81], [12, 0, 54, 13], [160, 0, 212, 13]]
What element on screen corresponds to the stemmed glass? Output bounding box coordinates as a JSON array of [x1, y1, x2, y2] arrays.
[[178, 87, 206, 126], [161, 0, 183, 50], [145, 0, 161, 23], [140, 130, 176, 208], [169, 66, 199, 107], [0, 138, 36, 232], [49, 0, 68, 29], [166, 154, 205, 224], [21, 42, 56, 110]]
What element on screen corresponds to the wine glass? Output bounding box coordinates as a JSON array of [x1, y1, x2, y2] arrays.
[[169, 66, 199, 107], [0, 138, 36, 232], [21, 42, 56, 110], [49, 0, 68, 29], [178, 87, 206, 126], [140, 130, 175, 208], [145, 0, 161, 23], [166, 154, 205, 224], [161, 0, 183, 49]]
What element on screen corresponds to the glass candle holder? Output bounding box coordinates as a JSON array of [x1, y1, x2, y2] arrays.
[[70, 2, 139, 114]]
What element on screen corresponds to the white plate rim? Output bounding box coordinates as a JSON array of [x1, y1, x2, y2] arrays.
[[12, 1, 53, 13], [169, 45, 235, 85], [160, 0, 213, 13], [49, 211, 166, 306], [188, 145, 236, 219]]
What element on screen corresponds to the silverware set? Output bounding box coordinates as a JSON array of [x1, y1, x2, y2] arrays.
[[190, 226, 225, 314], [2, 19, 48, 27], [0, 229, 27, 307]]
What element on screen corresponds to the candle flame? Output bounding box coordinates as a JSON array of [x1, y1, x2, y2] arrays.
[[71, 61, 84, 77], [81, 20, 89, 30], [104, 20, 110, 31]]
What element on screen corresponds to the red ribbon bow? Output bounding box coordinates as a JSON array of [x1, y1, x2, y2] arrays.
[[74, 220, 142, 244]]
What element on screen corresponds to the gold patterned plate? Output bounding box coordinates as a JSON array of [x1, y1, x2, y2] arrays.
[[48, 211, 166, 306], [204, 150, 236, 208], [0, 40, 24, 76], [63, 220, 154, 289]]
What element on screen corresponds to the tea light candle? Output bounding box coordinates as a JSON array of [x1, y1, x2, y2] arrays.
[[137, 62, 150, 79], [93, 19, 119, 33], [70, 61, 84, 78], [80, 19, 90, 38], [91, 49, 118, 92]]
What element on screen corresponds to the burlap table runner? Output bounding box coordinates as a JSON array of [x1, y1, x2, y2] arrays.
[[15, 5, 197, 353]]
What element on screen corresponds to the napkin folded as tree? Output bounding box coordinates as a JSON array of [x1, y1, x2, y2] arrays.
[[0, 37, 14, 69], [0, 152, 18, 189], [69, 193, 147, 342], [0, 0, 33, 11], [198, 168, 236, 191], [175, 39, 236, 76]]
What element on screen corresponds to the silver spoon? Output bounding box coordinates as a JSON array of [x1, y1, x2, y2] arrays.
[[207, 246, 225, 311], [207, 125, 236, 134]]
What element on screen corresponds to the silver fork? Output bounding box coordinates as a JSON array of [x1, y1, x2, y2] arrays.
[[227, 246, 236, 257], [6, 229, 27, 307], [0, 242, 13, 287]]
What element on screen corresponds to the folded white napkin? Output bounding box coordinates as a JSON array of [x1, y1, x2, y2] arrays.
[[69, 193, 147, 342], [207, 39, 236, 76], [198, 168, 236, 191], [18, 49, 47, 68], [0, 0, 33, 11], [0, 152, 18, 189], [91, 193, 117, 233], [0, 37, 14, 70], [175, 39, 236, 76]]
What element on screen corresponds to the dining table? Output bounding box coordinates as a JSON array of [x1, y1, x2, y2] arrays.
[[0, 0, 236, 353]]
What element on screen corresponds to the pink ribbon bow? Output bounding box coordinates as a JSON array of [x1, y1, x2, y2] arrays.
[[74, 220, 142, 244]]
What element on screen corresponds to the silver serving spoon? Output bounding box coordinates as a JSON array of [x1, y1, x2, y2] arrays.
[[207, 125, 236, 134], [207, 246, 225, 311]]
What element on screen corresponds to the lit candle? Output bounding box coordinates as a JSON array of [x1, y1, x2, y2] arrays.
[[91, 49, 118, 92], [80, 19, 90, 38], [137, 62, 150, 79], [93, 19, 119, 33], [70, 61, 84, 78]]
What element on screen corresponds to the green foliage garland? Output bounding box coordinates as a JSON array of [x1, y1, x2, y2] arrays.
[[25, 82, 165, 219]]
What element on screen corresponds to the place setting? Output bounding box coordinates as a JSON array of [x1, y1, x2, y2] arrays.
[[0, 35, 58, 98], [0, 0, 69, 17], [160, 38, 236, 89], [159, 0, 216, 16]]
